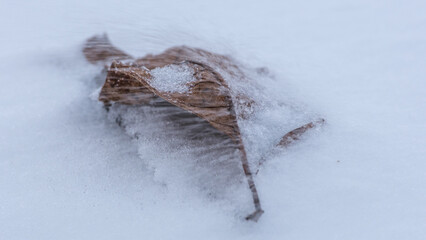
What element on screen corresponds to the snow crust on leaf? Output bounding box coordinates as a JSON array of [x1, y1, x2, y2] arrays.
[[150, 64, 196, 93]]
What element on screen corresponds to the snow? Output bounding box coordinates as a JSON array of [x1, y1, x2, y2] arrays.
[[1, 0, 426, 239], [150, 64, 196, 93]]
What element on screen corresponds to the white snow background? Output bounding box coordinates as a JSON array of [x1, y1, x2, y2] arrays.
[[1, 0, 425, 239]]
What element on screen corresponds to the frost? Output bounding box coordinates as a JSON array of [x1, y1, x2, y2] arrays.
[[89, 86, 102, 101], [150, 64, 196, 93]]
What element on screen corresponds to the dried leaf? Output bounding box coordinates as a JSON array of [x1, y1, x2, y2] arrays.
[[278, 118, 325, 147], [99, 62, 157, 106], [83, 34, 132, 65], [83, 34, 327, 221]]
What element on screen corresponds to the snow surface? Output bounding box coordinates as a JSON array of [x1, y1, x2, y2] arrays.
[[1, 0, 426, 239]]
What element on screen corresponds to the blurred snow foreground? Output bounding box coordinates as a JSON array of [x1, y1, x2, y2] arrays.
[[83, 34, 324, 221]]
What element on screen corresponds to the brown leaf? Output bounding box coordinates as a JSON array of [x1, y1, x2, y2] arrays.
[[99, 62, 157, 106], [83, 34, 132, 65], [278, 118, 325, 147], [83, 34, 267, 221]]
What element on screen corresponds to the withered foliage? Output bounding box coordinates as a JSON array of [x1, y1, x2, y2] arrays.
[[83, 34, 324, 221]]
